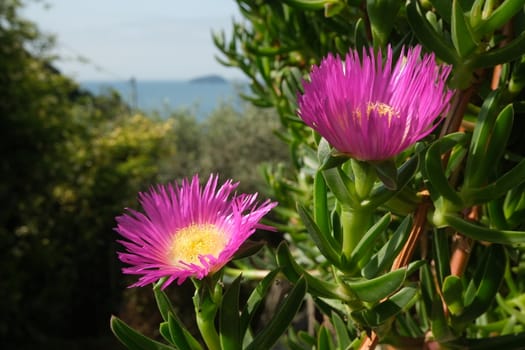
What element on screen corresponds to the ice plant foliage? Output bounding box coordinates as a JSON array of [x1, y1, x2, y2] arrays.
[[298, 45, 454, 161], [115, 174, 277, 288]]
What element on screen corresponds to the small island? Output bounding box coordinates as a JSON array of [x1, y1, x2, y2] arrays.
[[188, 74, 227, 84]]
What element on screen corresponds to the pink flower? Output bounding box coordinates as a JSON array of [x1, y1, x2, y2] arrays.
[[115, 174, 277, 288], [298, 45, 454, 161]]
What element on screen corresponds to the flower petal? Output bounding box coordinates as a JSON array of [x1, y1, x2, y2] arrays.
[[114, 174, 277, 288]]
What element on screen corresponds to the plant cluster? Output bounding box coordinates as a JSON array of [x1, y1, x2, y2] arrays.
[[112, 1, 525, 350]]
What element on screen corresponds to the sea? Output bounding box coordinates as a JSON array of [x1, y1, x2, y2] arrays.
[[81, 79, 248, 120]]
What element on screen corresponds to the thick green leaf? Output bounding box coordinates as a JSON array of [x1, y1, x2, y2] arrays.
[[281, 0, 336, 11], [246, 277, 307, 350], [496, 293, 525, 323], [420, 263, 436, 317], [345, 212, 391, 273], [354, 18, 368, 50], [431, 297, 456, 343], [463, 246, 492, 307], [154, 281, 176, 322], [159, 314, 202, 350], [351, 286, 417, 327], [432, 228, 451, 286], [331, 311, 351, 350], [367, 0, 402, 47], [447, 143, 468, 179], [317, 326, 334, 349], [406, 260, 426, 276], [220, 275, 242, 350], [425, 8, 444, 33], [445, 214, 525, 244], [247, 44, 298, 57], [346, 268, 407, 303], [351, 159, 376, 198], [509, 56, 525, 94], [442, 275, 464, 315], [314, 169, 330, 236], [159, 323, 173, 346], [371, 159, 398, 191], [396, 314, 424, 338], [452, 245, 506, 325], [462, 158, 525, 206], [318, 148, 349, 171], [287, 331, 311, 350], [193, 284, 220, 350], [474, 0, 525, 36], [297, 330, 317, 347], [366, 154, 419, 209], [240, 269, 280, 336], [297, 204, 341, 266], [487, 198, 509, 230], [451, 0, 478, 57], [406, 0, 459, 64], [418, 263, 449, 339], [382, 192, 419, 216], [447, 332, 525, 349], [324, 1, 345, 17], [428, 0, 451, 23], [469, 0, 485, 28], [472, 31, 525, 68], [283, 67, 304, 96], [463, 91, 503, 188], [504, 184, 525, 226], [362, 215, 412, 279], [323, 167, 359, 208], [425, 132, 466, 207], [111, 315, 175, 350], [276, 243, 350, 301], [167, 313, 202, 350]]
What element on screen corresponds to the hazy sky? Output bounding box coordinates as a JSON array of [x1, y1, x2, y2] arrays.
[[22, 0, 244, 81]]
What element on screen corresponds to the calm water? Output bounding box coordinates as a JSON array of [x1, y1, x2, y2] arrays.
[[81, 80, 247, 120]]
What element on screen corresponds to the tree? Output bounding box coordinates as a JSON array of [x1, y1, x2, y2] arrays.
[[1, 1, 177, 345]]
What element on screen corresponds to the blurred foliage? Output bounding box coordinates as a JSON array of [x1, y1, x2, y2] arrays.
[[200, 102, 290, 194], [159, 102, 290, 195], [1, 0, 288, 347]]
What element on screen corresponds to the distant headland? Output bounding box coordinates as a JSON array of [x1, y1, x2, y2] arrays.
[[188, 74, 227, 84]]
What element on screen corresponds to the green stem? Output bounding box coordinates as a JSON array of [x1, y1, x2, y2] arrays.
[[341, 207, 373, 260], [224, 267, 270, 279], [193, 281, 221, 350], [351, 159, 376, 199]]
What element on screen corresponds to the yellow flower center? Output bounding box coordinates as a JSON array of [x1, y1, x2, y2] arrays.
[[169, 224, 228, 265]]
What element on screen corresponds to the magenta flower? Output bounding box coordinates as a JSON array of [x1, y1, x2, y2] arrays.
[[115, 174, 277, 288], [298, 45, 454, 161]]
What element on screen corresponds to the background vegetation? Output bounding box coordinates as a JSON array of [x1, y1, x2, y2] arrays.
[[0, 0, 288, 347]]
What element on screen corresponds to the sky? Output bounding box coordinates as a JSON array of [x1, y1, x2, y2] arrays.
[[22, 0, 244, 81]]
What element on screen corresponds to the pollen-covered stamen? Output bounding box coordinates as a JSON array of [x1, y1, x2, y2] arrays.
[[170, 224, 228, 265], [366, 102, 400, 126], [352, 108, 363, 122], [352, 102, 400, 126]]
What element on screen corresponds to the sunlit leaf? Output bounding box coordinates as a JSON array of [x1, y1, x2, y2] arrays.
[[110, 316, 174, 350], [246, 277, 307, 350]]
